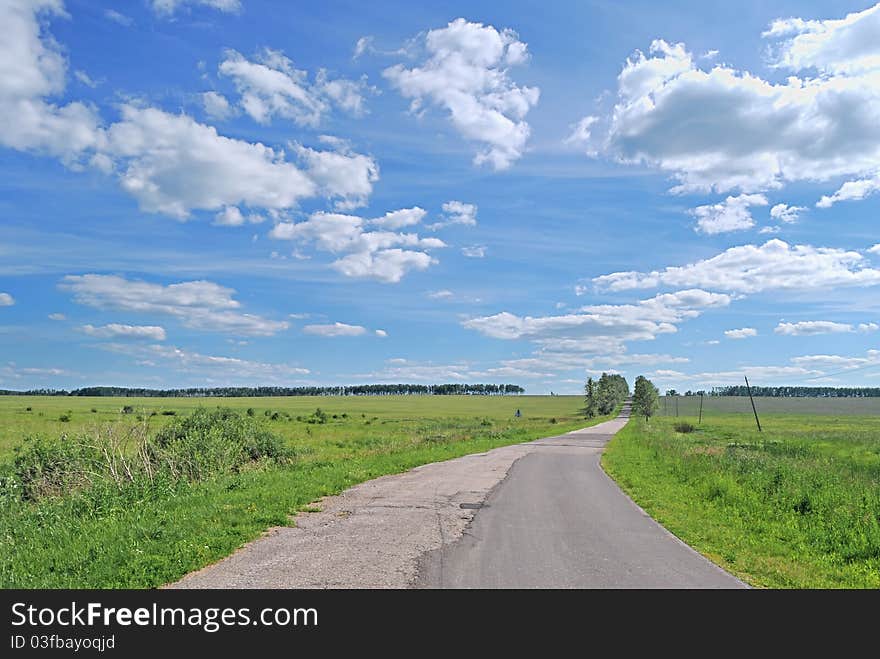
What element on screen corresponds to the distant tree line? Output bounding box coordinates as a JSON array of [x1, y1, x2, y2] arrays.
[[708, 386, 880, 398], [0, 384, 526, 398], [584, 373, 630, 417]]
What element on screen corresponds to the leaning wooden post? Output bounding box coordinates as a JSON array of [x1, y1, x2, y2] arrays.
[[744, 376, 762, 432], [698, 392, 703, 424]]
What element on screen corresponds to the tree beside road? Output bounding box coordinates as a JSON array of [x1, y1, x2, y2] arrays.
[[633, 375, 660, 422]]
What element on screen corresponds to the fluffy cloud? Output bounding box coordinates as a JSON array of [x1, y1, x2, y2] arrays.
[[150, 0, 240, 16], [213, 206, 264, 226], [463, 289, 730, 355], [81, 323, 167, 340], [219, 49, 367, 127], [100, 106, 320, 219], [61, 274, 288, 336], [775, 320, 878, 336], [593, 239, 880, 294], [369, 206, 426, 230], [427, 200, 478, 230], [817, 174, 880, 208], [302, 322, 367, 337], [384, 18, 539, 170], [690, 194, 767, 234], [764, 4, 880, 75], [0, 293, 14, 306], [770, 203, 807, 223], [1, 5, 380, 220], [332, 249, 435, 283], [574, 5, 880, 197], [292, 142, 379, 211], [269, 210, 445, 283], [724, 327, 757, 339], [202, 91, 234, 121], [92, 106, 380, 218], [48, 313, 65, 320], [0, 0, 102, 161]]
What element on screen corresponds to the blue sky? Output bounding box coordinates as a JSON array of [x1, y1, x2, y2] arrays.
[[2, 0, 880, 393]]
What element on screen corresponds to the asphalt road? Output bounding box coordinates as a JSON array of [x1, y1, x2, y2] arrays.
[[171, 404, 744, 589], [416, 404, 746, 588]]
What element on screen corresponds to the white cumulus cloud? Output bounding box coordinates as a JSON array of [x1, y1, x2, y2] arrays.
[[428, 200, 478, 230], [770, 203, 807, 223], [573, 5, 880, 199], [593, 239, 880, 294], [369, 207, 427, 230], [219, 49, 368, 127], [690, 194, 768, 234], [202, 91, 234, 121], [724, 327, 757, 339], [0, 0, 102, 162], [269, 209, 445, 283], [384, 18, 539, 170]]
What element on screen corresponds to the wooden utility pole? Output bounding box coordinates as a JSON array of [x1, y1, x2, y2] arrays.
[[744, 376, 762, 432], [698, 392, 703, 424]]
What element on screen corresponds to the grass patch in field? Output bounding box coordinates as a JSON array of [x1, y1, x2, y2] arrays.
[[0, 395, 608, 588], [602, 413, 880, 588]]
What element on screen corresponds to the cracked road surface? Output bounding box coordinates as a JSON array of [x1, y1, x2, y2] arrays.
[[170, 406, 744, 589]]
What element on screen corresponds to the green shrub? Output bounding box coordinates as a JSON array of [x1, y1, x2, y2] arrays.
[[59, 414, 71, 423], [8, 408, 292, 504], [161, 410, 176, 416], [149, 408, 292, 481], [674, 421, 696, 433], [121, 406, 134, 415], [12, 436, 102, 502], [25, 407, 32, 412], [90, 408, 98, 414], [246, 408, 255, 417]]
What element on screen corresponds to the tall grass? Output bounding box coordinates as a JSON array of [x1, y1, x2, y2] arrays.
[[603, 415, 880, 588], [5, 408, 291, 504]]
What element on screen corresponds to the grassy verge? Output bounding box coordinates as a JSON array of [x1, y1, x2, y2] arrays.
[[1, 395, 609, 588], [602, 414, 880, 588]]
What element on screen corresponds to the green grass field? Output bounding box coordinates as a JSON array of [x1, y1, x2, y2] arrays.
[[0, 394, 603, 588], [603, 401, 880, 588]]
